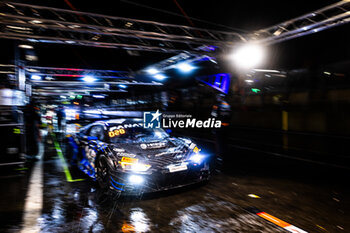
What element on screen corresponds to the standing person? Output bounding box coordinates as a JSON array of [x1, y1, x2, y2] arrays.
[[24, 100, 41, 160], [211, 93, 232, 171], [56, 106, 65, 132]]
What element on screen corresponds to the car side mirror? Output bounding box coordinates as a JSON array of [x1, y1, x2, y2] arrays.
[[87, 136, 98, 140]]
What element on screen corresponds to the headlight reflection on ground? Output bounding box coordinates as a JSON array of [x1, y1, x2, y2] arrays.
[[128, 208, 151, 232]]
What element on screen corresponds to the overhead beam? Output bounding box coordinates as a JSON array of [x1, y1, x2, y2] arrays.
[[0, 1, 244, 54], [30, 80, 163, 86], [251, 0, 350, 44]]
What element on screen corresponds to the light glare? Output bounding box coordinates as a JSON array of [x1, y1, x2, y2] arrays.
[[146, 67, 159, 75], [177, 62, 195, 72], [118, 84, 127, 89], [131, 163, 151, 172], [154, 74, 167, 80], [190, 153, 205, 164], [31, 75, 41, 80], [231, 44, 265, 69], [18, 44, 33, 49], [129, 175, 144, 184], [82, 75, 96, 83]]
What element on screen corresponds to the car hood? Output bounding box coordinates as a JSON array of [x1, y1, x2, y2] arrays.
[[109, 137, 191, 162]]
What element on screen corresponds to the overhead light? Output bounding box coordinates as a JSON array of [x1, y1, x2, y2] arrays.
[[30, 75, 41, 80], [60, 96, 67, 99], [125, 22, 133, 27], [245, 80, 254, 83], [177, 62, 195, 73], [25, 55, 38, 61], [82, 75, 96, 83], [92, 95, 105, 99], [118, 84, 127, 89], [230, 43, 265, 69], [30, 20, 42, 24], [6, 25, 31, 31], [146, 67, 159, 75], [68, 25, 81, 29], [18, 44, 33, 49], [45, 76, 54, 80], [154, 74, 167, 81], [252, 69, 280, 73]]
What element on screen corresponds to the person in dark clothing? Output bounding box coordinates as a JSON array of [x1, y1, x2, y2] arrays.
[[211, 93, 232, 171], [24, 100, 41, 157], [56, 106, 65, 132]]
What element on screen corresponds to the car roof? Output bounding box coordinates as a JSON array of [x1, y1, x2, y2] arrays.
[[95, 118, 143, 126]]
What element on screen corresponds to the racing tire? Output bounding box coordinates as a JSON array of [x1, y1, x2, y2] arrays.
[[96, 156, 110, 190]]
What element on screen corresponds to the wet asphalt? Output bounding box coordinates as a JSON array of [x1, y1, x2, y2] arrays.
[[0, 131, 349, 233]]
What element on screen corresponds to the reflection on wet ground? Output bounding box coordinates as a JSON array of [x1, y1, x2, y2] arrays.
[[0, 133, 349, 232]]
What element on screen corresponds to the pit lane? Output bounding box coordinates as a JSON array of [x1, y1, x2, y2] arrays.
[[0, 131, 349, 233]]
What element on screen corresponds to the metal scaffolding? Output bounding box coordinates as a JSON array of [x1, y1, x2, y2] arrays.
[[139, 1, 350, 73], [0, 1, 349, 93], [22, 66, 162, 96], [0, 64, 161, 96], [25, 66, 133, 79], [0, 1, 244, 54], [251, 0, 350, 44]]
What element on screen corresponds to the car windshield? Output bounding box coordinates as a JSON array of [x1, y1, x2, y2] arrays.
[[108, 126, 168, 143]]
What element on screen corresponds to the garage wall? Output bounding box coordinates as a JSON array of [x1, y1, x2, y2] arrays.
[[227, 89, 350, 135]]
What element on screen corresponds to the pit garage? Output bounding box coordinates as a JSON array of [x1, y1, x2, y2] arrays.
[[0, 1, 350, 232]]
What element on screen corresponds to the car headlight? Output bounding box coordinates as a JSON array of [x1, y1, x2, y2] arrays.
[[189, 152, 205, 164], [131, 163, 151, 172], [128, 175, 144, 184], [118, 157, 151, 172]]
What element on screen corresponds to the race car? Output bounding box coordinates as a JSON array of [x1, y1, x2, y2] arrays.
[[66, 118, 210, 195]]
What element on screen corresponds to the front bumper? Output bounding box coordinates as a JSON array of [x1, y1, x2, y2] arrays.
[[107, 162, 210, 194]]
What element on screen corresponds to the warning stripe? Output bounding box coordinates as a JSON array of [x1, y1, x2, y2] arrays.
[[256, 212, 307, 233]]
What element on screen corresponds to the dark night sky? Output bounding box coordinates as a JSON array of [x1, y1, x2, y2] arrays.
[[1, 0, 349, 71]]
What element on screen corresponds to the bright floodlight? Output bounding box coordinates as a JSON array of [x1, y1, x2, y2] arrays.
[[154, 74, 167, 81], [82, 75, 96, 83], [231, 43, 265, 69], [31, 75, 41, 80], [146, 67, 159, 75], [177, 62, 195, 73]]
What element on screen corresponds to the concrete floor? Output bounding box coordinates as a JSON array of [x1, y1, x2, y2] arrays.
[[0, 132, 349, 233]]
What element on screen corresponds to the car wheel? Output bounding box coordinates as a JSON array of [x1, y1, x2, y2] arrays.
[[96, 156, 110, 189]]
